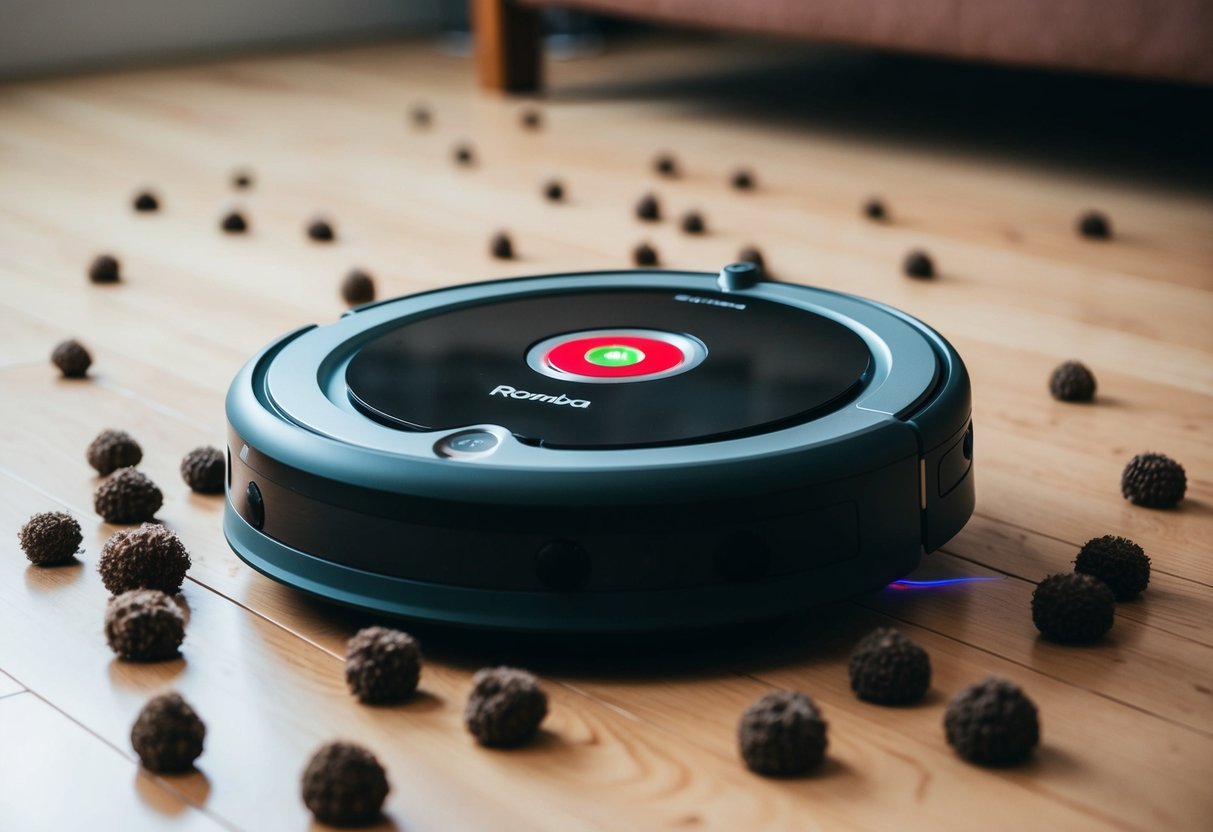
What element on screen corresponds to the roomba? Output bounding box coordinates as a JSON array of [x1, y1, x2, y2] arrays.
[[224, 264, 974, 632]]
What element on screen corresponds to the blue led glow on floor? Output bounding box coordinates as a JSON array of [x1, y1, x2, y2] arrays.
[[887, 576, 1001, 589]]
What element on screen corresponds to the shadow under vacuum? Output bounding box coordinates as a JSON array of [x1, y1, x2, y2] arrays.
[[551, 36, 1213, 194]]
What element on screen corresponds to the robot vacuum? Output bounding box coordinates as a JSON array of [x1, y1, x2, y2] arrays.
[[224, 264, 974, 632]]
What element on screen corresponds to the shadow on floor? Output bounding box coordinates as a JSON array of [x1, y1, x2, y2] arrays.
[[322, 596, 872, 682], [551, 35, 1213, 194]]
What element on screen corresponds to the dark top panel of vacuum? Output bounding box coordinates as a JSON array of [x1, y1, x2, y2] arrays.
[[345, 289, 872, 448]]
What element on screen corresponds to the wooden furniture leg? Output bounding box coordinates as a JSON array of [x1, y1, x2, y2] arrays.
[[472, 0, 543, 92]]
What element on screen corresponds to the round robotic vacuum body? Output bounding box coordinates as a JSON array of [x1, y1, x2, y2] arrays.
[[224, 265, 974, 632]]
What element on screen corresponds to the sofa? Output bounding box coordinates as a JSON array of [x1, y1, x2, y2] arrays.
[[471, 0, 1213, 91]]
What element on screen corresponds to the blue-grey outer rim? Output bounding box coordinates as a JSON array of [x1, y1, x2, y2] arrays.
[[225, 270, 958, 505]]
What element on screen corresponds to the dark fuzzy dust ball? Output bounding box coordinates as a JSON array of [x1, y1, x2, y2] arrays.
[[1078, 210, 1111, 240], [632, 242, 658, 267], [51, 339, 92, 378], [1049, 360, 1097, 402], [1075, 535, 1150, 600], [453, 143, 475, 166], [409, 105, 431, 128], [94, 468, 163, 524], [133, 191, 159, 212], [88, 254, 121, 284], [520, 108, 542, 130], [131, 693, 205, 773], [738, 690, 828, 776], [307, 219, 335, 242], [945, 677, 1039, 766], [302, 742, 390, 827], [863, 197, 887, 221], [87, 429, 143, 476], [903, 249, 935, 279], [543, 179, 564, 202], [848, 627, 931, 705], [635, 193, 661, 221], [1032, 572, 1114, 643], [105, 589, 185, 662], [731, 168, 755, 190], [220, 211, 248, 233], [1121, 452, 1187, 508], [680, 211, 705, 235], [18, 511, 82, 566], [180, 445, 225, 494], [345, 626, 422, 704], [232, 169, 253, 189], [341, 269, 376, 306], [465, 667, 548, 747], [489, 231, 514, 260], [99, 522, 190, 594], [654, 153, 678, 177]]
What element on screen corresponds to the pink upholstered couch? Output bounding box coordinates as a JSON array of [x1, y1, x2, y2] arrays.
[[474, 0, 1213, 90]]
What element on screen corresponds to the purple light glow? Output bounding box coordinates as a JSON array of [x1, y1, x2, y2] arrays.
[[887, 576, 1000, 590]]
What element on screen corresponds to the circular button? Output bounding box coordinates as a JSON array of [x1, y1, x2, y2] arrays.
[[436, 430, 500, 458], [527, 328, 707, 384]]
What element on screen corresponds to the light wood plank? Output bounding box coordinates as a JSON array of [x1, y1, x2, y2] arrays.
[[0, 669, 24, 699], [547, 605, 1213, 832], [945, 514, 1213, 647], [865, 553, 1213, 734], [0, 692, 226, 831]]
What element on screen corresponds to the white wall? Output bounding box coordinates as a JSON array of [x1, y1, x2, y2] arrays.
[[0, 0, 443, 77]]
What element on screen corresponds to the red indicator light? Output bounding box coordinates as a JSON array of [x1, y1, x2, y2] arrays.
[[546, 335, 685, 379]]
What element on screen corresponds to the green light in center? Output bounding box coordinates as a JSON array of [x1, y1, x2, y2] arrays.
[[585, 344, 645, 367]]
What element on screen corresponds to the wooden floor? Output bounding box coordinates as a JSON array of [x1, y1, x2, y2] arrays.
[[1, 34, 1211, 831]]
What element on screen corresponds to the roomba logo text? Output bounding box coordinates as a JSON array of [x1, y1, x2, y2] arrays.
[[673, 293, 746, 311], [490, 385, 591, 409]]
